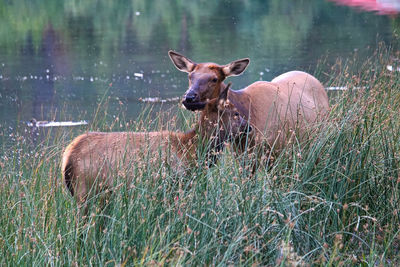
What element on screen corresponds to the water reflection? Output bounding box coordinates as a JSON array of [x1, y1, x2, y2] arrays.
[[329, 0, 400, 15], [0, 0, 398, 137]]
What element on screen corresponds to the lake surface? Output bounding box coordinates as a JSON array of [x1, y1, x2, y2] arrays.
[[0, 0, 399, 145]]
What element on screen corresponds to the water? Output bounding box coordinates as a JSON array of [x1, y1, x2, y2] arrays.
[[0, 0, 399, 145], [330, 0, 400, 15]]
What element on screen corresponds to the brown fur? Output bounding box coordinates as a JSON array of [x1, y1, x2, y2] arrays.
[[61, 83, 248, 206], [169, 51, 329, 156], [61, 130, 197, 204], [229, 71, 329, 151]]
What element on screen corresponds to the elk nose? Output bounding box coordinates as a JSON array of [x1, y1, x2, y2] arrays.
[[185, 92, 197, 103], [240, 123, 252, 133]]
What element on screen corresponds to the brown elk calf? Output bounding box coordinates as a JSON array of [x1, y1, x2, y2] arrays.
[[168, 51, 329, 159], [61, 83, 250, 206]]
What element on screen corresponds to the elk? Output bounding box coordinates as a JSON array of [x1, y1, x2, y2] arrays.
[[168, 51, 329, 160], [61, 83, 250, 207]]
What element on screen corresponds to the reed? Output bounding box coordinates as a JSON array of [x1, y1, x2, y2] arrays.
[[0, 45, 399, 265]]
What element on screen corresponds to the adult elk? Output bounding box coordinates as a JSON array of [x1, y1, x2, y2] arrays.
[[168, 51, 329, 159], [62, 83, 250, 207]]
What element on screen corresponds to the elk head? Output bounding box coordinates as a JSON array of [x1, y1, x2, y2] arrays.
[[168, 50, 250, 111], [201, 82, 252, 153]]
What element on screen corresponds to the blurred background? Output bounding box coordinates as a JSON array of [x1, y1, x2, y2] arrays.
[[0, 0, 399, 132]]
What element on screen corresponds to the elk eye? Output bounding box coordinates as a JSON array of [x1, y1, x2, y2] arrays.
[[212, 78, 218, 83], [234, 112, 240, 117]]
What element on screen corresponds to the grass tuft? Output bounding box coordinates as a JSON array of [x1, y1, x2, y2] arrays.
[[1, 44, 400, 265]]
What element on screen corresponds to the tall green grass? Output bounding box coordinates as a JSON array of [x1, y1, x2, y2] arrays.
[[1, 45, 400, 265]]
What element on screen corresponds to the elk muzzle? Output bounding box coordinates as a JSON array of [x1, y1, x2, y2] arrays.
[[182, 90, 206, 111]]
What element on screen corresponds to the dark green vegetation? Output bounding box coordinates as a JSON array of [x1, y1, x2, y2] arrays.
[[1, 0, 400, 265], [0, 0, 399, 129], [0, 0, 394, 57], [0, 46, 400, 265]]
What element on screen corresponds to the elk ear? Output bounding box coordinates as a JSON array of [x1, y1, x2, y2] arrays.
[[206, 98, 219, 112], [222, 58, 250, 77], [218, 82, 231, 102], [168, 50, 196, 73]]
